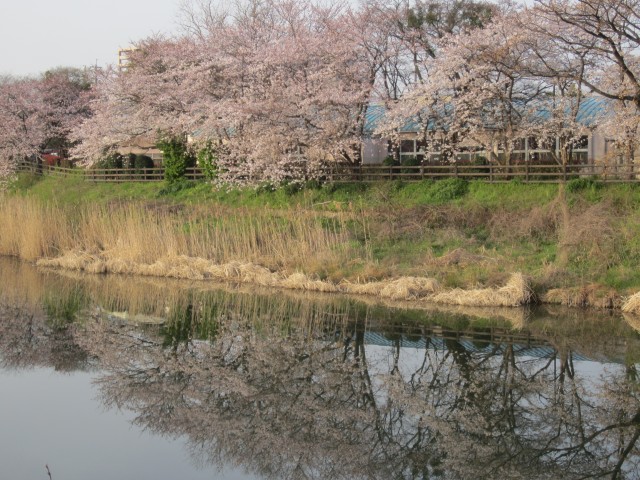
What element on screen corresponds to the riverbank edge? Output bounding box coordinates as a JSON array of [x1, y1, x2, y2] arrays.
[[4, 174, 640, 315], [32, 251, 640, 315]]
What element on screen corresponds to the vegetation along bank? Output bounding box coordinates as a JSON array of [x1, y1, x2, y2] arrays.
[[4, 173, 640, 314]]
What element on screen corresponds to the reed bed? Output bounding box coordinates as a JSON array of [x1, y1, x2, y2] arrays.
[[0, 196, 74, 261], [1, 196, 539, 308], [0, 196, 357, 272]]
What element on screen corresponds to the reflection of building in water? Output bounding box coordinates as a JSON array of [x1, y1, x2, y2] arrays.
[[363, 331, 595, 362]]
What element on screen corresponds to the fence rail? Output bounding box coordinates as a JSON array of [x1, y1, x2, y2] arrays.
[[15, 161, 640, 183], [329, 163, 639, 183]]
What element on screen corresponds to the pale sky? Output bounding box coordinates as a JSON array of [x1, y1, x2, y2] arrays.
[[0, 0, 185, 76]]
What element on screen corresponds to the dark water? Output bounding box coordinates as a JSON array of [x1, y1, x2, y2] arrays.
[[1, 258, 640, 480]]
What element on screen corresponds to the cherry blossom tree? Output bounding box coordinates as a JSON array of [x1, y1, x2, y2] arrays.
[[533, 0, 640, 108], [528, 0, 640, 164], [0, 68, 93, 177], [72, 0, 500, 184], [380, 7, 598, 167], [0, 77, 47, 174]]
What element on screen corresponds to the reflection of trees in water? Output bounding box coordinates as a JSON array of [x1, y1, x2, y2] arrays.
[[74, 308, 640, 480], [0, 305, 91, 372], [390, 341, 640, 479]]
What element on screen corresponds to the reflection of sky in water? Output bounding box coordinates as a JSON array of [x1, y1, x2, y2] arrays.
[[0, 367, 258, 480]]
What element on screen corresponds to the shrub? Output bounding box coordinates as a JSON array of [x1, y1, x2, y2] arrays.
[[158, 178, 195, 195], [303, 179, 322, 190], [400, 155, 421, 174], [123, 153, 137, 169], [255, 182, 277, 194], [158, 138, 196, 183], [134, 154, 154, 169], [94, 153, 123, 169], [382, 155, 399, 166], [197, 143, 218, 180]]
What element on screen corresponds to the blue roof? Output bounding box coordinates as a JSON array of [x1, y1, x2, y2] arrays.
[[362, 331, 597, 362], [364, 96, 612, 135]]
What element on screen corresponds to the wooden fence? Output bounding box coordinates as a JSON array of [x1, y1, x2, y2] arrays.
[[15, 161, 640, 183], [331, 163, 639, 183]]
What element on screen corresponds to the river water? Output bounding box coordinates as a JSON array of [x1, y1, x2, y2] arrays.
[[1, 257, 639, 480]]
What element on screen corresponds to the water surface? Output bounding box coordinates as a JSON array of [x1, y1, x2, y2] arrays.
[[1, 258, 639, 479]]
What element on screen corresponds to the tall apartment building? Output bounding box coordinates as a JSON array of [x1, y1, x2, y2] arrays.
[[117, 47, 136, 70]]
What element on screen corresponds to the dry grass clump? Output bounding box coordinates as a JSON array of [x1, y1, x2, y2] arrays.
[[342, 276, 440, 300], [430, 273, 535, 307], [36, 249, 544, 310], [38, 252, 96, 270], [543, 285, 621, 309], [280, 273, 339, 293], [622, 292, 640, 315], [565, 201, 616, 253]]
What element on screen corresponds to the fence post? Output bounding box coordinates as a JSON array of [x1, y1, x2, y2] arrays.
[[563, 163, 567, 182], [525, 162, 529, 183], [454, 163, 458, 178]]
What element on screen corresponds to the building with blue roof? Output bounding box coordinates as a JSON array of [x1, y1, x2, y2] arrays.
[[361, 97, 616, 165]]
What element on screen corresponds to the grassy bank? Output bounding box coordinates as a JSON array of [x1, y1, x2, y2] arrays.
[[4, 173, 640, 310]]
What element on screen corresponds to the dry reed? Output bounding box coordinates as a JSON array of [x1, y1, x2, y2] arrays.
[[543, 286, 621, 309], [622, 292, 640, 315], [342, 277, 439, 300], [430, 273, 535, 307], [0, 196, 356, 272], [2, 197, 540, 308]]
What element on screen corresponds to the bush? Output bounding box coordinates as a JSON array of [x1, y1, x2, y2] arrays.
[[322, 182, 369, 195], [158, 138, 196, 183], [123, 153, 137, 169], [197, 143, 218, 180], [255, 182, 277, 194], [134, 154, 154, 169], [382, 155, 399, 166], [400, 155, 421, 174], [94, 153, 123, 169]]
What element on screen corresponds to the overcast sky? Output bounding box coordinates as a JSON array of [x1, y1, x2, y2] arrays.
[[0, 0, 183, 76]]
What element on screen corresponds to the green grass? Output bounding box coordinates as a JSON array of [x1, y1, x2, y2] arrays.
[[5, 174, 567, 211], [464, 181, 559, 209]]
